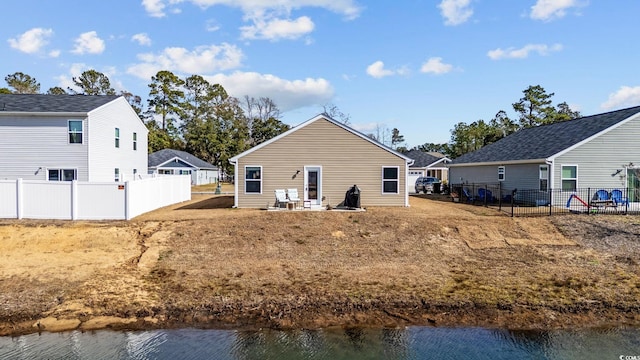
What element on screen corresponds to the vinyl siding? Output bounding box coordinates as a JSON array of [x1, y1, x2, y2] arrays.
[[236, 118, 407, 208], [449, 163, 543, 191], [87, 98, 148, 182], [552, 116, 640, 190], [0, 116, 89, 180]]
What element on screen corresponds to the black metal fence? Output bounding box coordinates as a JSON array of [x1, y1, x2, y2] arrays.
[[449, 183, 639, 217]]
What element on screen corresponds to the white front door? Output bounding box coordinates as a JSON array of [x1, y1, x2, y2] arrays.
[[304, 166, 322, 206]]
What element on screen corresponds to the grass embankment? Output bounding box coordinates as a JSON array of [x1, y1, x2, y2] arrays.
[[0, 195, 639, 335]]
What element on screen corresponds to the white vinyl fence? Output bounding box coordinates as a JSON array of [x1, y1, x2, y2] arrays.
[[0, 175, 191, 220]]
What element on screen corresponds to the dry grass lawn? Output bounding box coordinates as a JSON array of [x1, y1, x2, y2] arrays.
[[1, 194, 639, 335]]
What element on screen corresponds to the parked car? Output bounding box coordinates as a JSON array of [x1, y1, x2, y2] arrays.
[[415, 176, 441, 193]]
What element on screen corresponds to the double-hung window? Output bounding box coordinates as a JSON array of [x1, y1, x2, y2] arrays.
[[68, 120, 83, 144], [245, 166, 262, 194], [115, 168, 120, 182], [115, 128, 120, 148], [498, 166, 505, 181], [382, 166, 399, 194], [561, 165, 577, 191], [133, 132, 137, 150]]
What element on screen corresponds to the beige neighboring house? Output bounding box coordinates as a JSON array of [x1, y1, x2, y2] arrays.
[[229, 114, 415, 209]]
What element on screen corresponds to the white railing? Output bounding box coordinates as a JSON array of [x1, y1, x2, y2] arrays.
[[0, 175, 191, 220]]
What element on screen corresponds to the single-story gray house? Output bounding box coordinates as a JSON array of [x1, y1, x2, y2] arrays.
[[405, 150, 450, 192], [229, 114, 414, 209], [448, 105, 640, 204], [148, 149, 219, 185]]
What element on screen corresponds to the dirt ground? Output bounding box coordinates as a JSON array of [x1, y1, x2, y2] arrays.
[[0, 193, 639, 336]]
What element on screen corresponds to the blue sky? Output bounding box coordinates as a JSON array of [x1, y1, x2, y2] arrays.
[[3, 0, 640, 147]]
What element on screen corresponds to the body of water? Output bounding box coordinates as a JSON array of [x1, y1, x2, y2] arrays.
[[1, 326, 639, 359]]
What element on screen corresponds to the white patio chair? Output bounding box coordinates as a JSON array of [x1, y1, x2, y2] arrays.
[[274, 189, 290, 209], [287, 188, 301, 209]]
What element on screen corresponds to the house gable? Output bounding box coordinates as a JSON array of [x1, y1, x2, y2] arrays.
[[231, 115, 411, 208]]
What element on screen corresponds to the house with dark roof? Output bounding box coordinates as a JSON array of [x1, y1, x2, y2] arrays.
[[229, 114, 414, 209], [148, 149, 219, 185], [449, 106, 640, 203], [0, 94, 148, 182], [405, 149, 450, 192]]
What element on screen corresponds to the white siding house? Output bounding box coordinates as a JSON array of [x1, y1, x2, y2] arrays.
[[148, 149, 219, 185], [0, 94, 148, 182]]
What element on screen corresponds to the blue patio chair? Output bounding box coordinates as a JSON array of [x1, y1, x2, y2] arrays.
[[462, 188, 476, 203], [594, 189, 610, 201], [611, 189, 629, 207], [478, 188, 494, 203]]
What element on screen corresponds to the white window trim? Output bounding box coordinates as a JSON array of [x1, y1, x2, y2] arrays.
[[561, 164, 578, 191], [245, 165, 262, 195], [47, 168, 78, 181], [382, 166, 400, 194], [68, 120, 83, 144], [498, 166, 505, 182], [539, 165, 549, 191]]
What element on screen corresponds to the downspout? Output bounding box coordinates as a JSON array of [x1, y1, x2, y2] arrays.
[[546, 158, 554, 206], [229, 159, 239, 208], [406, 159, 414, 207]]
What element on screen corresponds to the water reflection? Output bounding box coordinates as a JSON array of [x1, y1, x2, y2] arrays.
[[0, 326, 639, 359]]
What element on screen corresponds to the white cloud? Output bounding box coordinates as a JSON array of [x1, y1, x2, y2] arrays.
[[366, 61, 396, 78], [49, 50, 61, 58], [206, 71, 334, 112], [72, 31, 106, 55], [142, 0, 361, 41], [438, 0, 473, 26], [8, 28, 54, 54], [142, 0, 166, 17], [132, 33, 152, 46], [161, 0, 362, 19], [206, 19, 221, 32], [126, 43, 243, 80], [487, 43, 563, 60], [530, 0, 585, 21], [601, 86, 640, 110], [420, 57, 453, 74], [241, 16, 314, 41]]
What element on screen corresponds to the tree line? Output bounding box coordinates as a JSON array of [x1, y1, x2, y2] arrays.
[[416, 85, 581, 158], [2, 72, 582, 165], [2, 71, 291, 175]]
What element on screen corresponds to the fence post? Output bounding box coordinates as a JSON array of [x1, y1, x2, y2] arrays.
[[125, 181, 130, 220], [16, 178, 23, 219], [511, 189, 515, 217], [71, 180, 78, 220], [587, 188, 592, 214], [498, 182, 502, 211], [548, 188, 552, 216]]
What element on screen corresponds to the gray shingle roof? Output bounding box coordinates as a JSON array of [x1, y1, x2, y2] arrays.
[[406, 149, 447, 167], [0, 94, 120, 113], [451, 105, 640, 165], [149, 149, 217, 170]]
